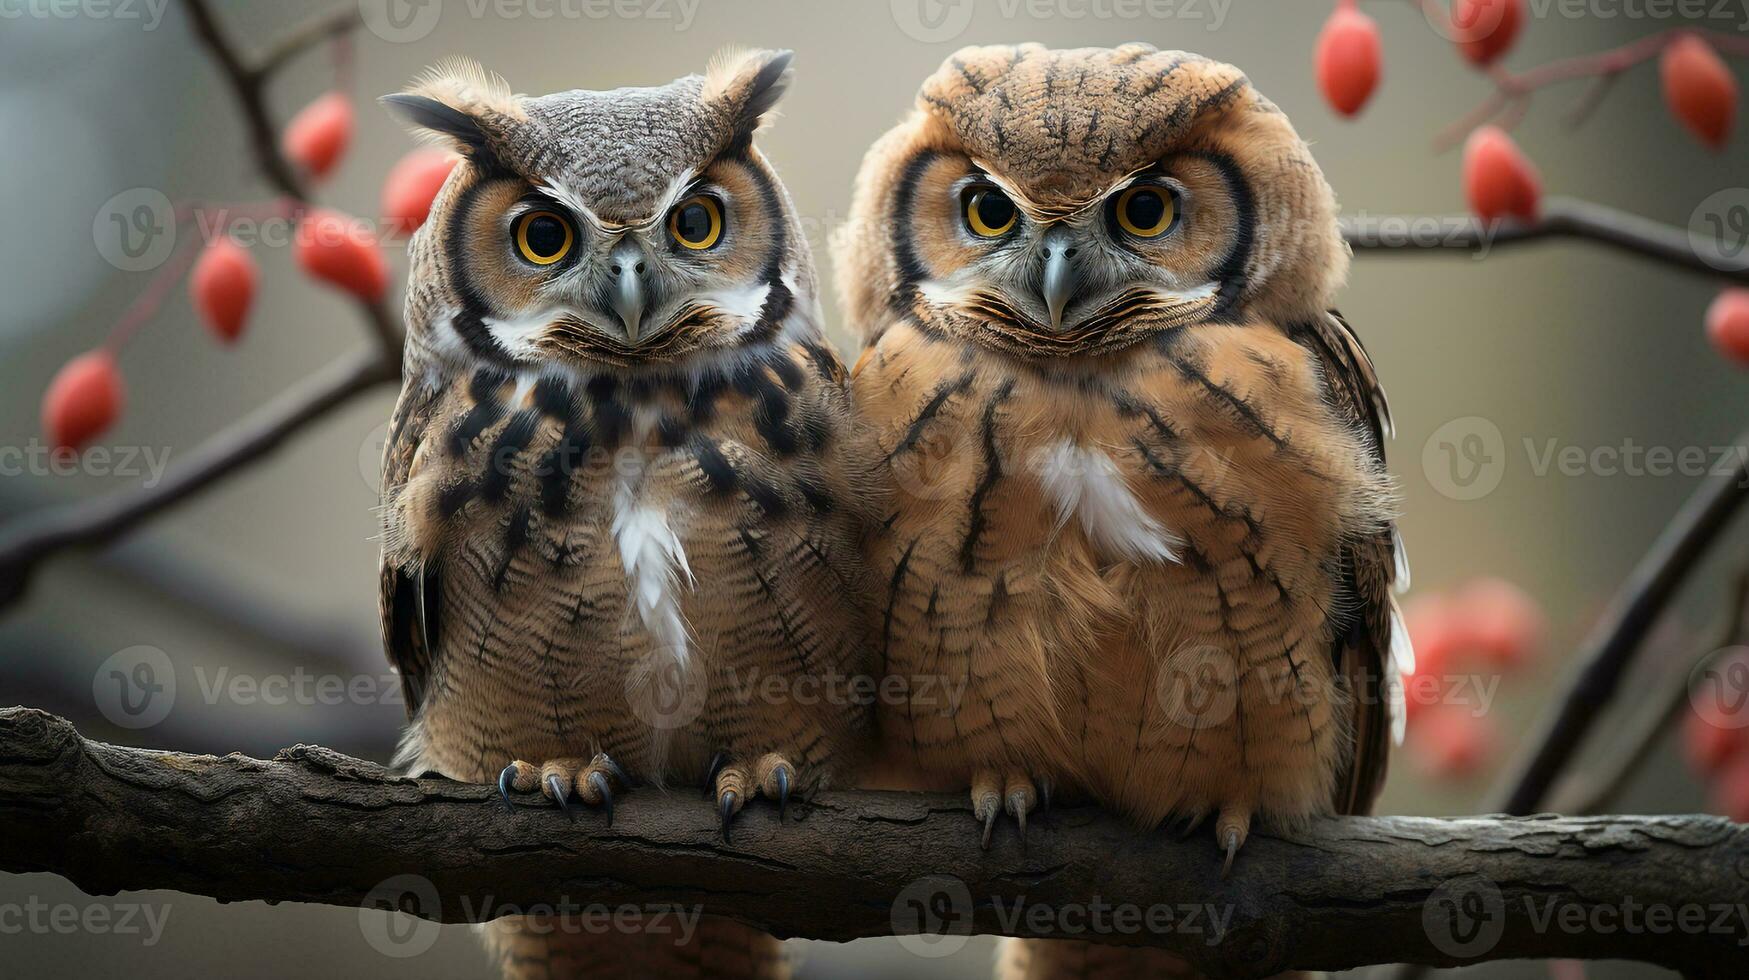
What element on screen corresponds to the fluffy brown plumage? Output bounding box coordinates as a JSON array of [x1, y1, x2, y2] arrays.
[[838, 43, 1409, 978], [379, 51, 874, 980]]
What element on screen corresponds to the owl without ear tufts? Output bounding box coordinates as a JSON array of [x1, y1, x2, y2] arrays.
[[378, 51, 874, 980], [840, 44, 1410, 979]]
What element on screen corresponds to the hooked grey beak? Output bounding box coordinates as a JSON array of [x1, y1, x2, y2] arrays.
[[608, 240, 647, 342], [1039, 227, 1079, 332]]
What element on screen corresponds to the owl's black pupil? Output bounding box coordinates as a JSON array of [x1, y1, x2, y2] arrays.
[[1125, 190, 1167, 230], [675, 204, 713, 243], [974, 191, 1014, 230], [525, 215, 566, 256]]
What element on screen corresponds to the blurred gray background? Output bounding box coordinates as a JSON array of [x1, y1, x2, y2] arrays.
[[3, 0, 1747, 976]]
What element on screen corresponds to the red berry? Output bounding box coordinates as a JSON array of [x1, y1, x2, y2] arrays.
[[189, 237, 258, 344], [1710, 750, 1749, 822], [1411, 703, 1498, 779], [42, 350, 124, 453], [1463, 126, 1542, 222], [295, 208, 388, 303], [1315, 2, 1382, 117], [1455, 577, 1546, 671], [1404, 594, 1463, 681], [1684, 708, 1745, 778], [381, 148, 460, 236], [1707, 290, 1749, 365], [283, 92, 355, 179], [1662, 35, 1737, 151], [1451, 0, 1523, 67]]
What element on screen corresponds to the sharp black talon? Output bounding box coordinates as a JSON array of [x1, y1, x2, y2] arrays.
[[1221, 829, 1239, 879], [547, 774, 575, 823], [980, 807, 997, 850], [498, 764, 518, 813], [1013, 797, 1028, 843], [1039, 779, 1053, 815], [719, 790, 738, 843], [703, 752, 727, 798], [588, 771, 614, 828], [774, 766, 790, 822], [598, 754, 632, 788]]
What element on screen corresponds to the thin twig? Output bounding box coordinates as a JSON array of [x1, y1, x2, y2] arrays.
[[1554, 571, 1749, 815], [253, 5, 361, 79], [180, 0, 400, 358], [0, 350, 396, 608], [1341, 196, 1749, 285], [0, 0, 408, 609], [1493, 429, 1749, 816], [1429, 26, 1749, 151]]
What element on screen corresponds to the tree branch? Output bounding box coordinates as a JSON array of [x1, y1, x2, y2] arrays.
[[0, 2, 403, 611], [1, 708, 1746, 978], [0, 350, 396, 608], [1341, 197, 1749, 285], [1494, 427, 1749, 816]]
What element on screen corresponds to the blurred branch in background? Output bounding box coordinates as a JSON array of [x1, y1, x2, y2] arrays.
[[1342, 197, 1749, 286], [1490, 430, 1749, 816], [2, 708, 1746, 979], [1551, 571, 1749, 815]]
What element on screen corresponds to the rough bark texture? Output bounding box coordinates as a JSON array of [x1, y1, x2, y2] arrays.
[[2, 708, 1746, 978]]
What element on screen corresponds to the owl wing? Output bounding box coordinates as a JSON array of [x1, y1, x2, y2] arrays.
[[1291, 310, 1407, 817], [378, 380, 444, 719]]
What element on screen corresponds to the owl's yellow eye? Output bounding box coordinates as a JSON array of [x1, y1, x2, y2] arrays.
[[514, 210, 574, 266], [1115, 186, 1176, 238], [668, 196, 723, 250], [964, 187, 1017, 238]]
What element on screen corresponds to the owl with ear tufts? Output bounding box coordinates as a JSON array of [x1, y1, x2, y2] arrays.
[[839, 44, 1411, 978], [378, 51, 873, 980]]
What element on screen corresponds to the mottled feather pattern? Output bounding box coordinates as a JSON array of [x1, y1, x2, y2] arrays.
[[838, 43, 1404, 978], [379, 51, 866, 980]]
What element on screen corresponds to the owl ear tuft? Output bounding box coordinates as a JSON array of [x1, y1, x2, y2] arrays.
[[383, 58, 523, 159], [703, 48, 794, 151], [380, 94, 490, 155]]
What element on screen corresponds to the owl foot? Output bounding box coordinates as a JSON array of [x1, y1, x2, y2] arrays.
[[971, 770, 1042, 850], [1215, 803, 1252, 879], [706, 751, 797, 844], [498, 754, 631, 826]]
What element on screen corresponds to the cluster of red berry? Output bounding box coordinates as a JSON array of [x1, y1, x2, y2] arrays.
[[1317, 1, 1749, 367], [41, 90, 460, 455], [1400, 578, 1547, 778]]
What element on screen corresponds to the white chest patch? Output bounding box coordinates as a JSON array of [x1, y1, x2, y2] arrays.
[[610, 417, 694, 671], [1030, 440, 1183, 565]]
